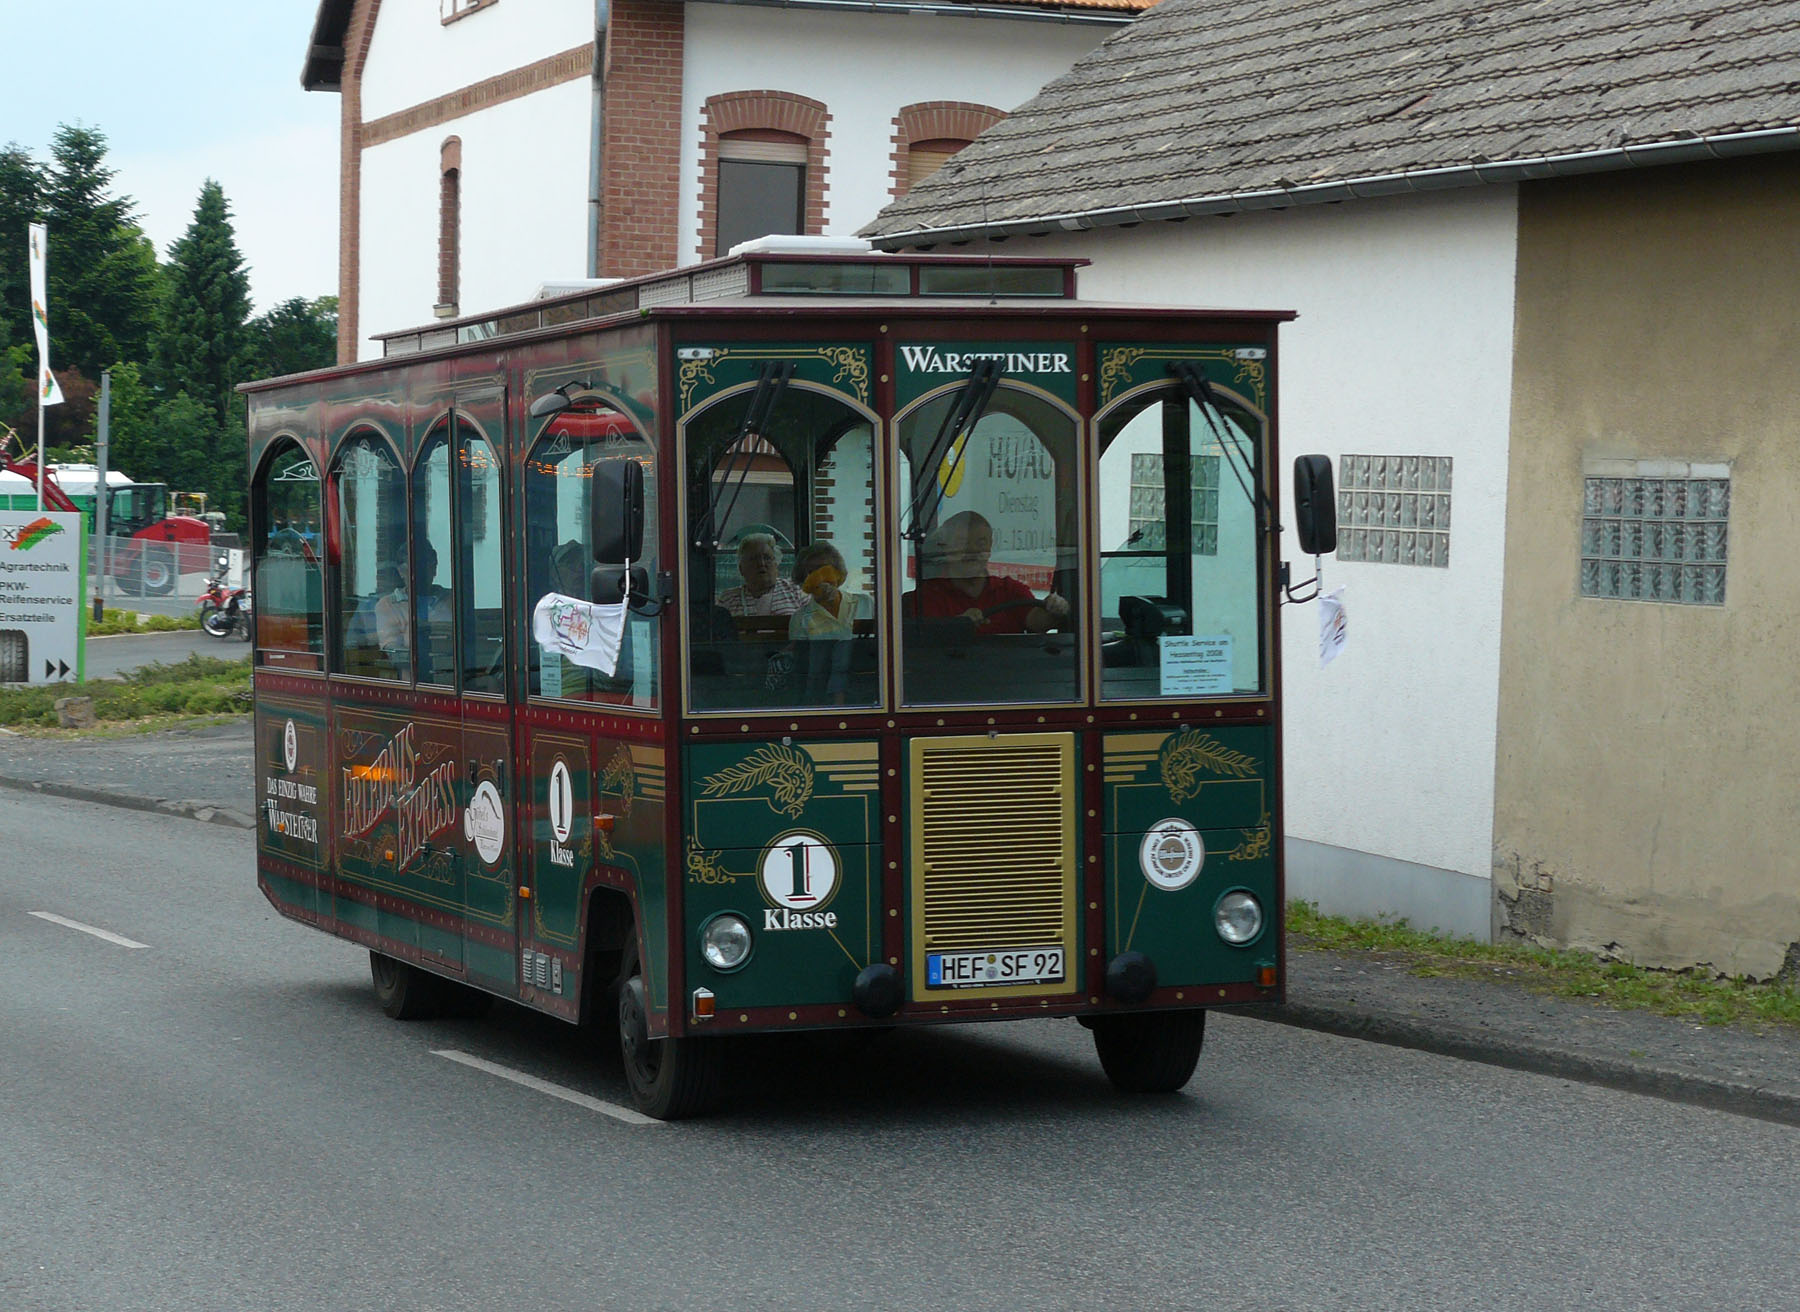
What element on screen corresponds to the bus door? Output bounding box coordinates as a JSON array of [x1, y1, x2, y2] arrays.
[[445, 389, 518, 993]]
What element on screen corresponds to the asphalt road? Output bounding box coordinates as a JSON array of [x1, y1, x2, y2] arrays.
[[84, 629, 242, 680], [4, 790, 1798, 1311]]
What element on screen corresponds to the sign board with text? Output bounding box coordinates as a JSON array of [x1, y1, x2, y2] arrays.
[[0, 510, 85, 684]]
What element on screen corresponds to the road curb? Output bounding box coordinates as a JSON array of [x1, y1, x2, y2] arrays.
[[1239, 999, 1800, 1128], [0, 773, 255, 830]]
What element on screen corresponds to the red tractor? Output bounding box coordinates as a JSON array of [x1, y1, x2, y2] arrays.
[[0, 453, 212, 596]]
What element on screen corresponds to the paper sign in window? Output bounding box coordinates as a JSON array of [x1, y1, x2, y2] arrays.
[[1159, 634, 1232, 696]]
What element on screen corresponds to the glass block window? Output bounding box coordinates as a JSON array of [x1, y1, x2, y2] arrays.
[[1336, 454, 1452, 567], [1129, 452, 1219, 553], [1580, 465, 1729, 605]]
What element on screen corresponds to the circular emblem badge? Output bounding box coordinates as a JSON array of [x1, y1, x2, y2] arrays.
[[1139, 818, 1205, 892], [465, 779, 506, 866], [283, 720, 298, 773], [548, 758, 574, 846], [758, 831, 839, 911]]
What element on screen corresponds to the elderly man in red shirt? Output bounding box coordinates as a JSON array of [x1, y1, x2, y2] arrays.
[[911, 510, 1069, 634]]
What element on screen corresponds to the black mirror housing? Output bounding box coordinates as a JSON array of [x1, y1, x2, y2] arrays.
[[591, 459, 645, 564], [1292, 454, 1338, 556]]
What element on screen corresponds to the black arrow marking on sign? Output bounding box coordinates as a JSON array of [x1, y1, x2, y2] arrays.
[[58, 660, 70, 678]]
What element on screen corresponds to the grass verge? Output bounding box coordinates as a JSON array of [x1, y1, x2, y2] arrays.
[[0, 653, 250, 729], [1288, 900, 1800, 1030], [89, 607, 202, 635]]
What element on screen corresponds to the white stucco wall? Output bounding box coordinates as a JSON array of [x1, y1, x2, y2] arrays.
[[357, 80, 594, 358], [964, 190, 1519, 933], [680, 4, 1117, 259], [360, 0, 594, 121]]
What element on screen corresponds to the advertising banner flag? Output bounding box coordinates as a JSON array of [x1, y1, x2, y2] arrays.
[[27, 223, 65, 407]]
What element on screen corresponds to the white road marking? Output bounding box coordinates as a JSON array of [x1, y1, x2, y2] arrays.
[[27, 911, 149, 950], [431, 1049, 661, 1126]]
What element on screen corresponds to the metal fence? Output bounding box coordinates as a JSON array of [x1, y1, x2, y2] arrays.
[[89, 533, 244, 617]]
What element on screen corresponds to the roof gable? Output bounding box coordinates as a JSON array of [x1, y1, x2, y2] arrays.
[[865, 0, 1800, 242]]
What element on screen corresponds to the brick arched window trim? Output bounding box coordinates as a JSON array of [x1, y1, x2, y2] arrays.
[[698, 91, 831, 261], [890, 102, 1005, 198], [437, 136, 462, 316]]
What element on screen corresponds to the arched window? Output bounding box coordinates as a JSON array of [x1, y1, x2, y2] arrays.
[[698, 93, 830, 260], [522, 393, 658, 707], [330, 431, 409, 680], [890, 103, 1004, 198], [437, 137, 461, 317], [251, 439, 323, 662]]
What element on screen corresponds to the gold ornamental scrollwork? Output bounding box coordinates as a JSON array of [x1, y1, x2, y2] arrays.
[[699, 743, 815, 817], [1227, 819, 1272, 863], [1098, 348, 1153, 409], [1099, 347, 1268, 412], [1159, 727, 1259, 803], [678, 347, 871, 411], [685, 836, 733, 885]]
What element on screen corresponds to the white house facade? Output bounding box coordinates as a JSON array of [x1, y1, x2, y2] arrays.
[[985, 188, 1521, 938], [303, 0, 1144, 362]]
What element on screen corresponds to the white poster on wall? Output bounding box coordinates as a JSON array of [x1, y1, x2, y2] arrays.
[[0, 510, 84, 684]]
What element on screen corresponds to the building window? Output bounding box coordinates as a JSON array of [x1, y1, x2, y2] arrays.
[[891, 103, 1004, 199], [716, 136, 806, 256], [441, 0, 498, 23], [437, 138, 461, 317], [1129, 452, 1219, 555], [1336, 454, 1452, 567], [697, 92, 830, 262], [1580, 461, 1729, 605]]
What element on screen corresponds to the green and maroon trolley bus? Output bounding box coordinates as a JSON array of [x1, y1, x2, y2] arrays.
[[243, 245, 1335, 1118]]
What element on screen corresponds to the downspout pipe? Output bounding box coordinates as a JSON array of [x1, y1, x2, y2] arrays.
[[588, 0, 611, 277], [870, 126, 1800, 248]]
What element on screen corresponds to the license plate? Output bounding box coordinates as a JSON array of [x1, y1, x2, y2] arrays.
[[926, 947, 1064, 989]]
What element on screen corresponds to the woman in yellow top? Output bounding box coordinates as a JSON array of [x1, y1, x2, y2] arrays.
[[787, 542, 873, 640]]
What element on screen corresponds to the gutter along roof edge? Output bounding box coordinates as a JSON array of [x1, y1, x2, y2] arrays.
[[869, 125, 1800, 247]]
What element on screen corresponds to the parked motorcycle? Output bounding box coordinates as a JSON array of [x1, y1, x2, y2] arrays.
[[197, 555, 232, 631], [201, 555, 252, 641]]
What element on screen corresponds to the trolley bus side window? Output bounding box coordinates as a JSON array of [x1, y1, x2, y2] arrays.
[[458, 426, 505, 694], [682, 386, 879, 713], [412, 430, 455, 687], [523, 404, 658, 707], [1096, 389, 1266, 699], [251, 439, 323, 659], [331, 432, 411, 682]]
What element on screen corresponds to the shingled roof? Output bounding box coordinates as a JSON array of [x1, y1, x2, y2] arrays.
[[864, 0, 1800, 244]]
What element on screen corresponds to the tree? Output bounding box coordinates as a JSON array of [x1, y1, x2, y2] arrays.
[[39, 125, 162, 377], [153, 179, 251, 424], [0, 144, 44, 357], [247, 295, 338, 381]]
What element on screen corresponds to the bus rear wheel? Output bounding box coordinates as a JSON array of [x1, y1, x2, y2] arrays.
[[617, 939, 724, 1119], [370, 950, 442, 1021], [1091, 1009, 1206, 1094]]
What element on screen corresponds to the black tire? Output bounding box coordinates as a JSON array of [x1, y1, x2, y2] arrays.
[[201, 608, 234, 638], [369, 950, 443, 1021], [617, 938, 724, 1119], [114, 563, 142, 596], [1092, 1009, 1206, 1094], [141, 545, 175, 596], [0, 629, 26, 683]]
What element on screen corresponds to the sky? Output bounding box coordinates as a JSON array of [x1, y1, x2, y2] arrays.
[[2, 2, 339, 315]]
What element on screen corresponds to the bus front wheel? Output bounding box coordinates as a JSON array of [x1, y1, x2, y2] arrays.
[[1091, 1009, 1206, 1094], [617, 939, 724, 1119], [370, 950, 442, 1021]]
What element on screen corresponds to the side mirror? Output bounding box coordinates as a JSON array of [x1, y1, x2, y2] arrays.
[[591, 458, 645, 564], [1292, 455, 1338, 556]]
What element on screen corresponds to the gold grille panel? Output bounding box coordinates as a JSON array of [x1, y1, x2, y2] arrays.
[[910, 732, 1077, 1000]]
